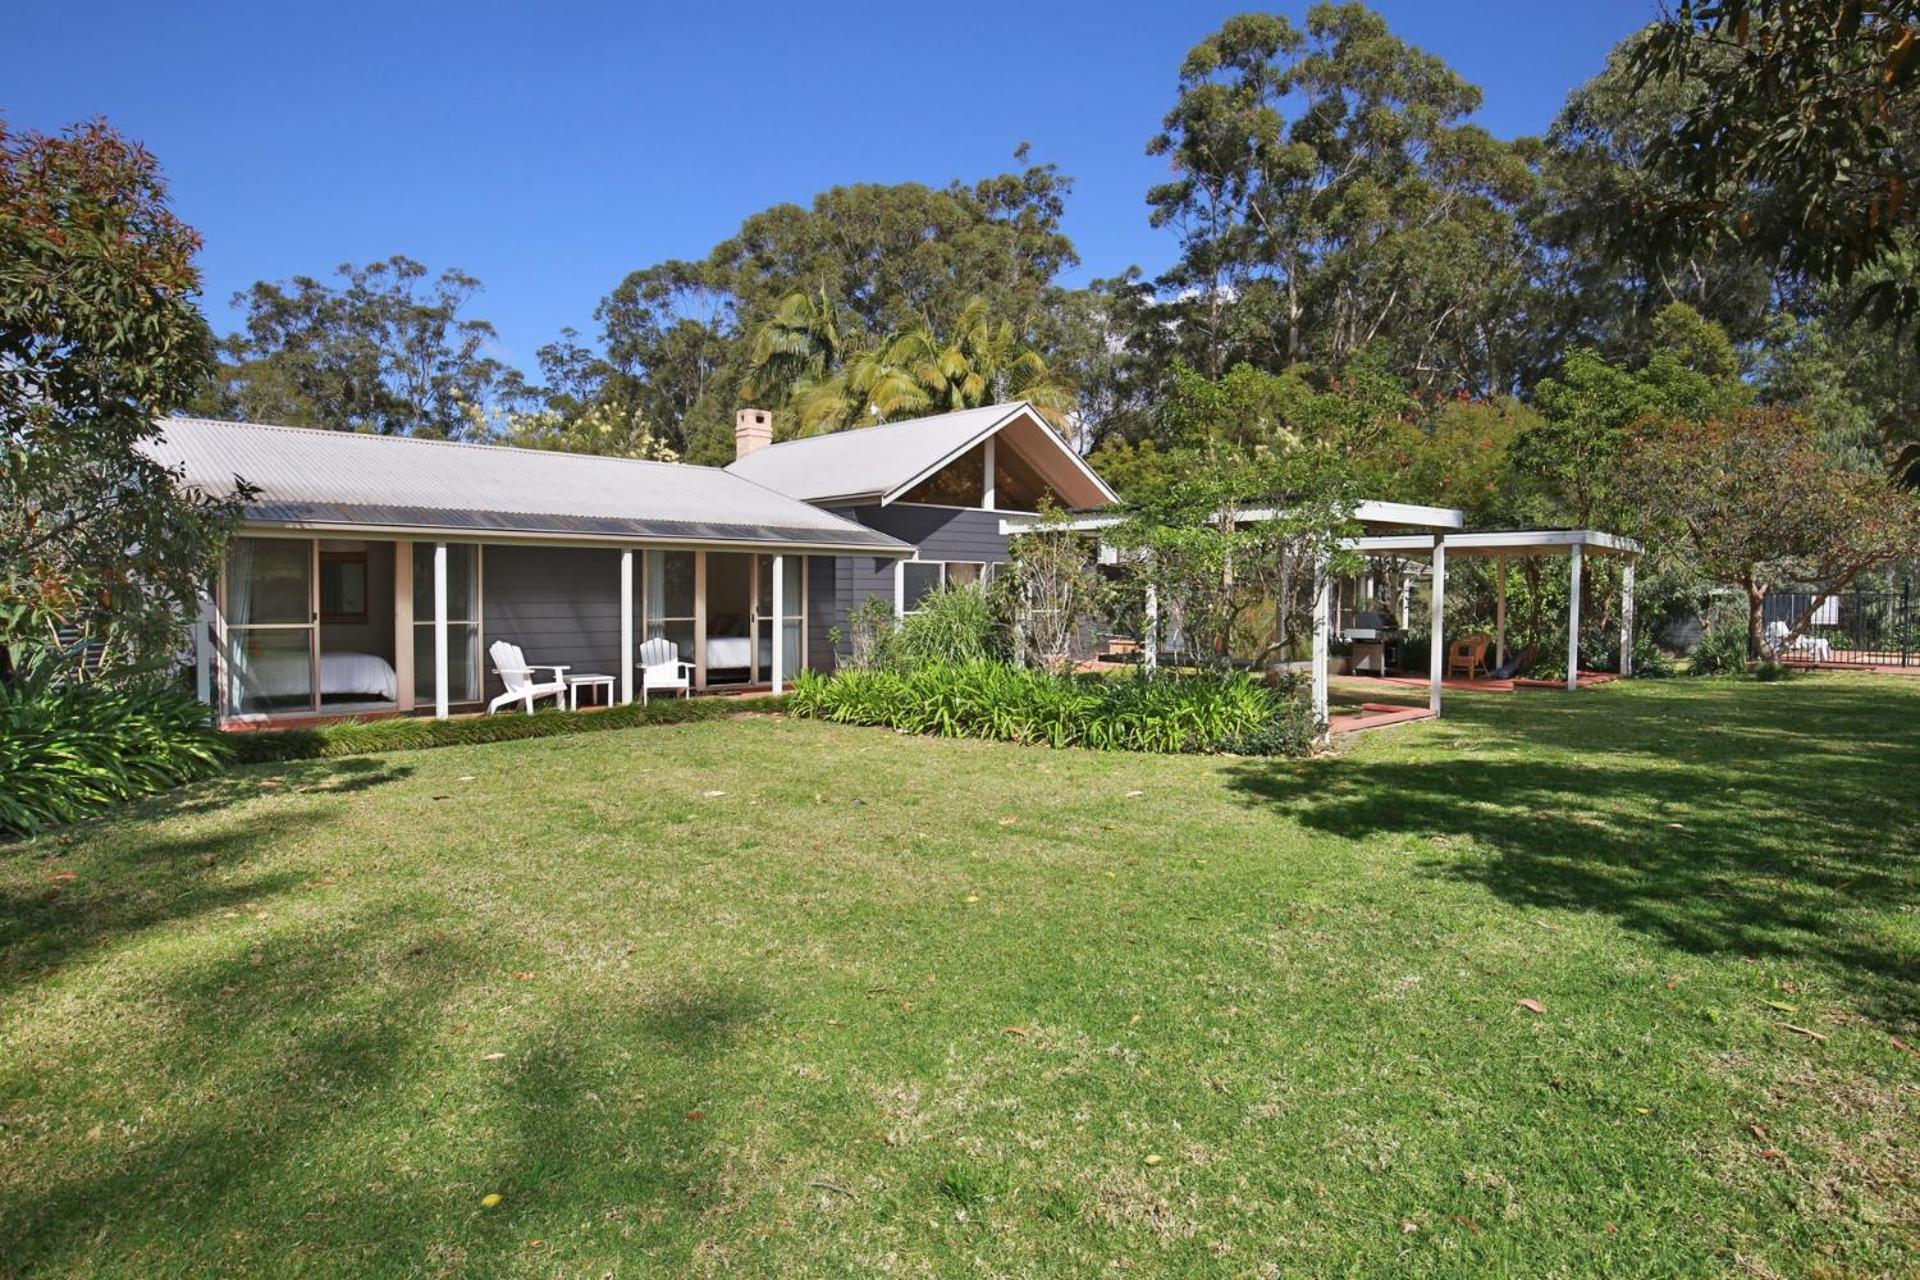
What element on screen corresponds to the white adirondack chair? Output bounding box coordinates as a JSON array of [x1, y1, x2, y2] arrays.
[[488, 641, 569, 714], [638, 636, 693, 705]]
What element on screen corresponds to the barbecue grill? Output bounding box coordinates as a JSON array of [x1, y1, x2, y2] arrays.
[[1343, 608, 1404, 676]]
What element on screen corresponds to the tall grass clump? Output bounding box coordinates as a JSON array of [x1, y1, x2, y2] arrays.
[[852, 586, 1006, 671], [790, 662, 1316, 756], [0, 674, 228, 838]]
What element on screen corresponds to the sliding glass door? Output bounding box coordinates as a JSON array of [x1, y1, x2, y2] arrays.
[[411, 543, 482, 705], [223, 537, 316, 716], [754, 555, 803, 681], [644, 550, 697, 666]]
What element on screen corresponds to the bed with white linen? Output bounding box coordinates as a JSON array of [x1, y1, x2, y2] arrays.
[[703, 635, 770, 672], [239, 648, 398, 701]]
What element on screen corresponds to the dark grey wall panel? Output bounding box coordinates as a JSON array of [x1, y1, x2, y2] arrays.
[[481, 545, 623, 701], [848, 504, 1011, 565], [806, 555, 837, 671]]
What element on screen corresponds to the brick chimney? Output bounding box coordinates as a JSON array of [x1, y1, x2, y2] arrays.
[[734, 408, 772, 460]]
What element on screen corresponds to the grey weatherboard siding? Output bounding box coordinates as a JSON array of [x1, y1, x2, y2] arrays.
[[481, 546, 623, 703], [812, 504, 1015, 673]]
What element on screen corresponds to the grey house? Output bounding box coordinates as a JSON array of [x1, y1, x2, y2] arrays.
[[724, 401, 1118, 665], [149, 402, 1112, 725]]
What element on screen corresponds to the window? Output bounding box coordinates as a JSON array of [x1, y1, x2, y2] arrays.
[[993, 441, 1059, 510], [900, 560, 986, 613], [319, 549, 369, 624], [644, 549, 696, 664], [412, 543, 482, 704], [897, 446, 984, 506]]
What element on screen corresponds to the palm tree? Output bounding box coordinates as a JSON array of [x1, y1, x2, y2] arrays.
[[783, 297, 1076, 436], [743, 287, 845, 405]]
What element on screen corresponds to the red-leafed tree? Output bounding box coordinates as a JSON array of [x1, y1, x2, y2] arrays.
[[1618, 407, 1920, 661], [0, 118, 244, 679]]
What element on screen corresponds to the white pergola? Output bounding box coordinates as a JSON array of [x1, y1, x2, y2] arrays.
[[1312, 528, 1644, 733]]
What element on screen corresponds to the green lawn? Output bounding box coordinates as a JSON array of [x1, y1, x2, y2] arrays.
[[3, 678, 1916, 1278]]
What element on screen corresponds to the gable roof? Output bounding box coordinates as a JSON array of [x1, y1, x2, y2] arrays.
[[142, 417, 912, 555], [723, 402, 1118, 509]]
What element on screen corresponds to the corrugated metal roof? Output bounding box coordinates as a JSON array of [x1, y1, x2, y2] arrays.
[[724, 403, 1030, 503], [143, 417, 912, 554]]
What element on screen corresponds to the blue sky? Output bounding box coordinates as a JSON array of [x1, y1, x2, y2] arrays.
[[8, 1, 1654, 371]]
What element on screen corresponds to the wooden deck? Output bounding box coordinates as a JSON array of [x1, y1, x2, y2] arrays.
[[1335, 671, 1626, 694]]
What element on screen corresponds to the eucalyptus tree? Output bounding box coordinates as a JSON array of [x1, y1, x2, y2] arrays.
[[207, 256, 508, 439], [1145, 3, 1536, 395]]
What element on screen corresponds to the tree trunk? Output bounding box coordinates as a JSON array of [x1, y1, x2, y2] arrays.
[[1746, 578, 1768, 663]]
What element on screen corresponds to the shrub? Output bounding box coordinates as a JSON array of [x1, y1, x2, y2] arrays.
[[885, 585, 1006, 669], [789, 662, 1316, 756], [1629, 631, 1677, 678], [0, 674, 228, 838], [1688, 620, 1751, 677], [227, 693, 794, 766]]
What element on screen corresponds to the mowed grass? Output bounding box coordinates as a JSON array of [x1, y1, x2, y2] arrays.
[[2, 679, 1916, 1278]]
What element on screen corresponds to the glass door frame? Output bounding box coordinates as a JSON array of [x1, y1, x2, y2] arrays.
[[217, 534, 320, 721], [750, 553, 806, 685]]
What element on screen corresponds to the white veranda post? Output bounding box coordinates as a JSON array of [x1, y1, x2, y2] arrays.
[[1566, 542, 1583, 693], [1428, 537, 1446, 716], [1494, 558, 1508, 671], [1620, 557, 1635, 677], [1311, 558, 1331, 738], [433, 541, 449, 721], [1143, 579, 1158, 675], [771, 554, 785, 694], [620, 549, 634, 704]]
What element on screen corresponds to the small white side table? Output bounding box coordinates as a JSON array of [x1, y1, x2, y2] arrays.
[[567, 673, 615, 710]]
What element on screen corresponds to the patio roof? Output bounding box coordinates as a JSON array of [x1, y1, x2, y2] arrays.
[[1001, 498, 1466, 538], [1350, 528, 1642, 558]]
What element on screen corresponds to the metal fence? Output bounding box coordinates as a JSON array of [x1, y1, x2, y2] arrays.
[[1762, 584, 1915, 667]]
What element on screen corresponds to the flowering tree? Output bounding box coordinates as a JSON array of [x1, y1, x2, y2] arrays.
[[1004, 504, 1108, 673], [1618, 407, 1920, 661]]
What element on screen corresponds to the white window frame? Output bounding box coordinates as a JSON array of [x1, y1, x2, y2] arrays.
[[896, 559, 986, 616]]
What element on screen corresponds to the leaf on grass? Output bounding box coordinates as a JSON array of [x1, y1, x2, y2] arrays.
[[685, 1108, 706, 1122], [1749, 1123, 1770, 1142], [1002, 1026, 1031, 1037], [45, 870, 77, 883], [481, 1193, 503, 1208], [1778, 1022, 1828, 1042], [1399, 1219, 1420, 1233], [702, 790, 726, 798], [1763, 999, 1796, 1013], [964, 895, 980, 904], [1143, 1154, 1163, 1167], [513, 971, 536, 982], [481, 1051, 506, 1061], [997, 817, 1019, 827], [1891, 1035, 1918, 1056], [431, 794, 451, 801], [1516, 999, 1547, 1014], [1126, 790, 1145, 798]]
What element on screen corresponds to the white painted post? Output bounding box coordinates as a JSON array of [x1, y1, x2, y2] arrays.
[[1566, 543, 1583, 692], [1311, 558, 1331, 739], [1620, 557, 1635, 677], [1495, 558, 1508, 671], [1144, 578, 1159, 675], [771, 553, 785, 694], [194, 594, 214, 706], [1429, 537, 1446, 716], [894, 560, 906, 619], [619, 548, 634, 704], [433, 541, 449, 720], [982, 433, 996, 511]]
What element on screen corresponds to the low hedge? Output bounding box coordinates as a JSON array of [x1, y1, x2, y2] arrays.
[[226, 694, 794, 765], [789, 661, 1317, 756]]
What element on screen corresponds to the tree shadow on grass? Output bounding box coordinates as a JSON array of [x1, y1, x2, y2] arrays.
[[1226, 681, 1920, 1027], [2, 875, 772, 1279], [0, 757, 413, 998]]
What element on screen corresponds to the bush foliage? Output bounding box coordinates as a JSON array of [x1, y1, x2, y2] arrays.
[[883, 585, 1007, 669], [226, 693, 793, 766], [1, 675, 228, 838], [1688, 619, 1751, 677], [790, 662, 1317, 756]]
